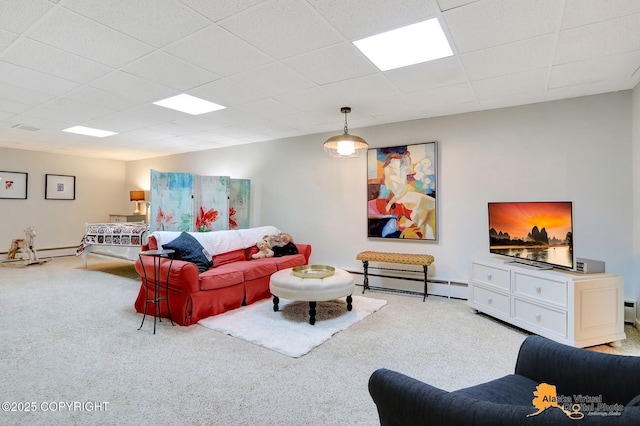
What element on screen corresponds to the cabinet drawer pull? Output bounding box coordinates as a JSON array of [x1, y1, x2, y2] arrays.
[[487, 297, 492, 304], [535, 286, 542, 294], [487, 273, 492, 280], [535, 313, 541, 321]]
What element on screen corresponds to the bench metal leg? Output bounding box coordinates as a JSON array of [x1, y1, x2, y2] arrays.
[[423, 265, 428, 302], [362, 260, 369, 294]]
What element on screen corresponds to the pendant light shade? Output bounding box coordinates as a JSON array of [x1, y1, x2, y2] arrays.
[[323, 107, 368, 158]]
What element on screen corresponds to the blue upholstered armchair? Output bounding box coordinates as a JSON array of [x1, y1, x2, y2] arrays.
[[369, 335, 640, 425]]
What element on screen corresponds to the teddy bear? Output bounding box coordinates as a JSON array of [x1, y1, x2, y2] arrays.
[[270, 232, 298, 257], [251, 238, 274, 259]]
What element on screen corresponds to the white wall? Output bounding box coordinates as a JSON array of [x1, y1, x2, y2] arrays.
[[126, 92, 636, 297], [0, 148, 127, 252]]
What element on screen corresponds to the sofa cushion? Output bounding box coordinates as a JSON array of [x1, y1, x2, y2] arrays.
[[270, 253, 307, 270], [451, 374, 539, 406], [162, 232, 212, 273], [216, 260, 277, 281], [214, 248, 246, 267], [199, 268, 244, 291]]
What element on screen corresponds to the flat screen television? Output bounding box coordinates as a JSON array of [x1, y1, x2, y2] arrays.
[[488, 201, 574, 270]]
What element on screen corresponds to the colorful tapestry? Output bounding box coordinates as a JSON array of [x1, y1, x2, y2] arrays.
[[149, 170, 251, 232], [195, 175, 230, 232], [150, 170, 194, 232], [229, 179, 250, 229]]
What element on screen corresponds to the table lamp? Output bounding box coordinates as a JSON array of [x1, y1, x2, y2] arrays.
[[130, 190, 145, 214]]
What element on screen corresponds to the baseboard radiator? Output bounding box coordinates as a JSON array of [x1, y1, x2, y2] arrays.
[[347, 269, 468, 300], [0, 246, 77, 257]]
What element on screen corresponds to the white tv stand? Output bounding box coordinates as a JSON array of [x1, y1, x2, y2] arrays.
[[506, 259, 553, 270], [468, 258, 626, 348]]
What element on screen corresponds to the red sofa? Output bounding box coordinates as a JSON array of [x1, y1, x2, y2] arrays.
[[134, 227, 311, 326]]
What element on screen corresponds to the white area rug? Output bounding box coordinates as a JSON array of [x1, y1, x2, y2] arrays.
[[198, 296, 387, 358]]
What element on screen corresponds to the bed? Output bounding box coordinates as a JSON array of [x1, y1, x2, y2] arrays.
[[77, 222, 149, 267]]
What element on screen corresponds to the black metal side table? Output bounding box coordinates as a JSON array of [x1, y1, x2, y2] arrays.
[[138, 249, 176, 334]]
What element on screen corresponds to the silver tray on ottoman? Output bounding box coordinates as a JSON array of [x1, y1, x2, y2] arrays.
[[292, 265, 335, 278]]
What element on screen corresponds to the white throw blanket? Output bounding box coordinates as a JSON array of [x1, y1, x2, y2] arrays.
[[151, 225, 281, 260]]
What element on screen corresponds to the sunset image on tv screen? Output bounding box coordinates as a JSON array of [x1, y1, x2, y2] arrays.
[[488, 202, 573, 269], [489, 202, 572, 241]]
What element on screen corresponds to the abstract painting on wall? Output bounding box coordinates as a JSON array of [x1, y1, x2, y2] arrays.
[[367, 142, 437, 241]]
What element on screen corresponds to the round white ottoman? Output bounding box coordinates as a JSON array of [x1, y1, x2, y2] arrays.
[[269, 267, 355, 325]]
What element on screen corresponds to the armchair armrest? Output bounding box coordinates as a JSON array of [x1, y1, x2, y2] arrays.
[[369, 368, 640, 425], [514, 336, 640, 405], [369, 369, 568, 425]]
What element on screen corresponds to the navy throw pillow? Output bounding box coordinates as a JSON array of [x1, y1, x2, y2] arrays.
[[162, 232, 212, 273]]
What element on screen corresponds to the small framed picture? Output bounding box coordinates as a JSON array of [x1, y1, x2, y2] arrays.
[[45, 174, 76, 200], [0, 171, 28, 199]]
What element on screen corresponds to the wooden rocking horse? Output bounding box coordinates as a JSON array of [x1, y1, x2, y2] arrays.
[[5, 226, 41, 266]]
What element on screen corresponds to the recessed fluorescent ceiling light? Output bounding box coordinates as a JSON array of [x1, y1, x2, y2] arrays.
[[63, 126, 117, 138], [353, 18, 453, 71], [153, 94, 226, 115]]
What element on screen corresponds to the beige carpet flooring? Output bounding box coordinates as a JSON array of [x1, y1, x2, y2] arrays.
[[1, 256, 638, 426]]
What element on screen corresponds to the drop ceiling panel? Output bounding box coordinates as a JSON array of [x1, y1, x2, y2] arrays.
[[274, 87, 343, 113], [4, 114, 73, 132], [562, 0, 640, 29], [25, 97, 116, 123], [546, 79, 630, 102], [64, 0, 211, 48], [443, 0, 562, 53], [0, 61, 79, 96], [407, 83, 476, 109], [461, 35, 555, 81], [166, 25, 272, 77], [385, 56, 468, 92], [173, 109, 246, 131], [63, 86, 143, 111], [0, 29, 18, 51], [179, 0, 265, 22], [480, 92, 546, 111], [308, 0, 436, 40], [89, 71, 176, 103], [437, 0, 479, 12], [2, 38, 112, 83], [0, 0, 53, 34], [220, 0, 342, 60], [230, 63, 315, 97], [283, 42, 377, 85], [472, 69, 549, 100], [27, 8, 152, 68], [188, 79, 264, 107], [554, 14, 640, 65], [322, 74, 402, 104], [234, 98, 299, 120], [123, 51, 221, 92], [550, 51, 640, 89], [0, 81, 55, 106]]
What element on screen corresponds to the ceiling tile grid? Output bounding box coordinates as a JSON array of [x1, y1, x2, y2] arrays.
[[0, 0, 638, 160]]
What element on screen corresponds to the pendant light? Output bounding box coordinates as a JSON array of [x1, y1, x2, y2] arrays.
[[323, 107, 368, 158]]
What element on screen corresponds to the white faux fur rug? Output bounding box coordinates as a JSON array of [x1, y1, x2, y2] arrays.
[[198, 296, 387, 358]]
